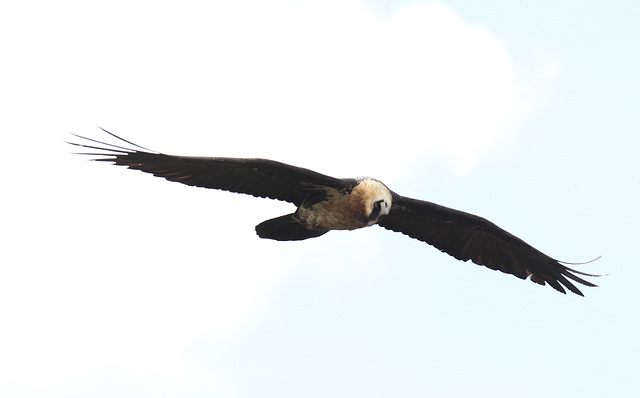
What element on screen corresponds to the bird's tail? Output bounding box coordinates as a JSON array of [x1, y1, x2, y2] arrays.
[[255, 214, 328, 241]]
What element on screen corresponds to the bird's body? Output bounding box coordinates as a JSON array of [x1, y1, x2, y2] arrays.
[[254, 177, 393, 241], [298, 179, 392, 231], [69, 129, 599, 296]]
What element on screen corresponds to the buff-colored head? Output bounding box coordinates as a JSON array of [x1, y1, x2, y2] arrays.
[[354, 179, 393, 225]]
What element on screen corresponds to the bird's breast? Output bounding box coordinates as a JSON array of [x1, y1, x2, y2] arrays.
[[297, 192, 367, 231]]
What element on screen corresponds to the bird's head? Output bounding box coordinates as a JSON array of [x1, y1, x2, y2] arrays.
[[356, 179, 392, 225], [365, 197, 391, 225]]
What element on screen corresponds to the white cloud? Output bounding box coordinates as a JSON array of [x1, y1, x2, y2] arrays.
[[0, 0, 518, 388]]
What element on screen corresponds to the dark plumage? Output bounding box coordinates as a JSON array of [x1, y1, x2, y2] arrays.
[[68, 129, 599, 296]]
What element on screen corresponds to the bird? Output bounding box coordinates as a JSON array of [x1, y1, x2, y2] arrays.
[[68, 128, 599, 296]]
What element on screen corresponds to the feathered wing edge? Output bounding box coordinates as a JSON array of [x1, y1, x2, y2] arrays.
[[68, 128, 163, 159], [67, 128, 349, 206], [378, 194, 601, 296]]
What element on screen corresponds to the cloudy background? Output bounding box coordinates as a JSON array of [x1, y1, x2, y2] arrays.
[[2, 0, 639, 396]]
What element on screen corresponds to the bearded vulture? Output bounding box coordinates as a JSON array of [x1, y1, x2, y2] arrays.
[[68, 129, 599, 296]]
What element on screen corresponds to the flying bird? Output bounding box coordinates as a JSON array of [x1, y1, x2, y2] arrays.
[[69, 129, 599, 296]]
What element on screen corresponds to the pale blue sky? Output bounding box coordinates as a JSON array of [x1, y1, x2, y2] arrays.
[[1, 1, 639, 397]]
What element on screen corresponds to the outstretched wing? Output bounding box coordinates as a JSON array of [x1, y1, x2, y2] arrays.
[[378, 194, 598, 296], [68, 129, 347, 206]]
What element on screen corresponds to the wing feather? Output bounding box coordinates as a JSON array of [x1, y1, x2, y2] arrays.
[[378, 194, 598, 295], [68, 129, 347, 206]]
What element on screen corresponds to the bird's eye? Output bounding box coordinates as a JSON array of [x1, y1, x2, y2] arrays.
[[373, 201, 381, 209]]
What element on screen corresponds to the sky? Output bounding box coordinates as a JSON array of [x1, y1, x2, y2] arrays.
[[1, 0, 639, 397]]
